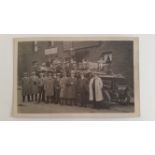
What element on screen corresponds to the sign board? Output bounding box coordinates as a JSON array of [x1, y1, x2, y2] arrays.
[[104, 53, 112, 63], [45, 47, 58, 55]]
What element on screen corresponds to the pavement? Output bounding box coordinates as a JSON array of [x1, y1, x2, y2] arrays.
[[18, 101, 134, 114]]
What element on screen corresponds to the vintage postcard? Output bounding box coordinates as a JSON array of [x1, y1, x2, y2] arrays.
[[13, 36, 140, 118]]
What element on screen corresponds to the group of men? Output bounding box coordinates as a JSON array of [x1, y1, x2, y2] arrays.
[[21, 70, 108, 109]]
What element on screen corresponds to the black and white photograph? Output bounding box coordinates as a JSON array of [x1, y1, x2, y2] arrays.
[[1, 1, 155, 155], [13, 36, 139, 117]]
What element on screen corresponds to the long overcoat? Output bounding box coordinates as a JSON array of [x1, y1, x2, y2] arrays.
[[78, 78, 89, 95], [77, 78, 89, 104], [89, 77, 104, 102], [30, 76, 39, 95], [65, 77, 77, 99], [22, 77, 30, 96], [44, 77, 54, 97], [59, 77, 67, 98]]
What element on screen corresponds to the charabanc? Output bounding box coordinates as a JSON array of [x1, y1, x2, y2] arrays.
[[97, 73, 131, 105]]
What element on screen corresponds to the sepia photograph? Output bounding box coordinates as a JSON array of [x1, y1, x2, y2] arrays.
[[13, 36, 140, 118]]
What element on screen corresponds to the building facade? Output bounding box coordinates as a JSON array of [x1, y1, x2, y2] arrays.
[[18, 41, 134, 89]]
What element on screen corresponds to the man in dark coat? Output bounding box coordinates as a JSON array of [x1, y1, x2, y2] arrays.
[[29, 72, 39, 102], [59, 72, 68, 105], [78, 73, 89, 107], [65, 71, 77, 106], [53, 73, 61, 104], [38, 72, 45, 103], [21, 72, 30, 102], [44, 72, 55, 103]]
